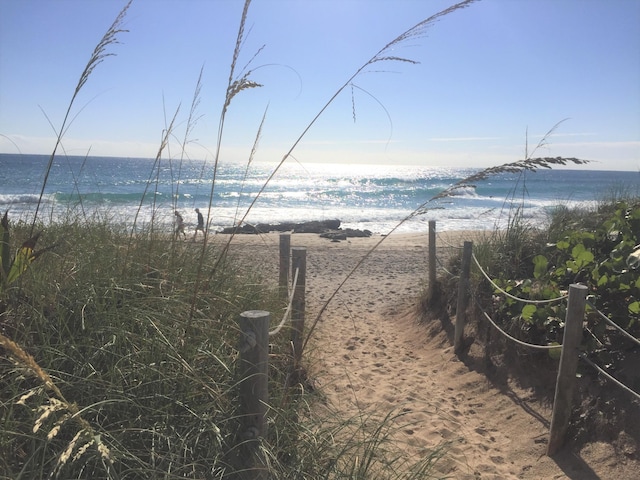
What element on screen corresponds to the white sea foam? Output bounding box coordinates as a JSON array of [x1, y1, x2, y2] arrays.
[[1, 154, 636, 234]]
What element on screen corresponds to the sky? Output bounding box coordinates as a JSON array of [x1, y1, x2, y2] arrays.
[[1, 0, 639, 171]]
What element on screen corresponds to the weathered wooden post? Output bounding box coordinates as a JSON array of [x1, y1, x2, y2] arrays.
[[547, 283, 588, 456], [454, 241, 473, 355], [279, 233, 291, 300], [428, 220, 437, 299], [237, 310, 270, 479], [291, 247, 307, 367]]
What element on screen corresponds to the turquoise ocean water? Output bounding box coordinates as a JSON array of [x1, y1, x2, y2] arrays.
[[0, 153, 638, 234]]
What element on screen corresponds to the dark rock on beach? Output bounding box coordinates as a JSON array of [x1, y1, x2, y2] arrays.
[[293, 219, 341, 233], [221, 219, 340, 235], [220, 219, 372, 240], [220, 223, 291, 235], [320, 228, 373, 241]]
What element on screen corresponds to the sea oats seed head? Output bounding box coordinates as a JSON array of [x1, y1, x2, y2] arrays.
[[33, 398, 65, 434], [17, 387, 42, 406], [95, 435, 113, 463], [71, 438, 94, 463], [57, 430, 85, 469], [47, 413, 72, 441]]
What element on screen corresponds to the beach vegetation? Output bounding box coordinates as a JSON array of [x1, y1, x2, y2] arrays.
[[466, 197, 640, 356], [0, 211, 53, 297], [1, 218, 283, 478], [422, 182, 640, 448], [0, 217, 445, 478], [30, 2, 132, 233]]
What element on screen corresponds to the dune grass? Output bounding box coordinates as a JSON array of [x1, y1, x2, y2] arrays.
[[1, 218, 452, 479], [1, 220, 280, 478]]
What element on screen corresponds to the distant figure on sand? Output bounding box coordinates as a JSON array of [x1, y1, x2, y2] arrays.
[[174, 211, 186, 238], [194, 208, 205, 240]]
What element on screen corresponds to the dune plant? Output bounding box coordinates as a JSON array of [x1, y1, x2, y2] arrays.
[[472, 198, 639, 345], [428, 173, 638, 374], [31, 1, 131, 232], [0, 211, 53, 298], [225, 0, 481, 240], [200, 0, 487, 287], [0, 218, 287, 478]]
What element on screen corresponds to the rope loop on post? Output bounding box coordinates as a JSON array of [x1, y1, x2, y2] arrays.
[[472, 253, 568, 304], [269, 267, 300, 337]]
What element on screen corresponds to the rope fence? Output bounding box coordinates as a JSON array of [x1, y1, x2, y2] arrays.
[[472, 253, 568, 304], [235, 222, 638, 468], [587, 299, 640, 348], [472, 295, 561, 351], [269, 267, 299, 337], [427, 220, 639, 455], [579, 353, 640, 402]]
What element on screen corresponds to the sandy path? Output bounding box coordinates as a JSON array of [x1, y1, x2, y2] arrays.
[[222, 231, 638, 479]]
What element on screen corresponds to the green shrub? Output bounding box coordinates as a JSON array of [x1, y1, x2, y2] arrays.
[[476, 199, 639, 352]]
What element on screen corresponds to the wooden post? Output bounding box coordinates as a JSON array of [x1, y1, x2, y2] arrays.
[[428, 220, 437, 298], [454, 241, 473, 355], [279, 233, 291, 300], [237, 310, 270, 479], [547, 283, 588, 456], [291, 247, 307, 367]]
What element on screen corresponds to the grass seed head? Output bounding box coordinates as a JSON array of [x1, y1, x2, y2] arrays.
[[33, 398, 66, 434]]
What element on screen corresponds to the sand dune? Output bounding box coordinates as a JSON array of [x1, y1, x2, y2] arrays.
[[221, 231, 638, 479]]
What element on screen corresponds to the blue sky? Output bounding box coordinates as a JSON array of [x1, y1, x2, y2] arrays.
[[1, 0, 639, 171]]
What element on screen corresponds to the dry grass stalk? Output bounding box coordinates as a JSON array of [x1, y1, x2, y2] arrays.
[[1, 333, 113, 472], [429, 156, 591, 203], [0, 333, 61, 396], [227, 0, 480, 256], [33, 398, 66, 434], [371, 0, 478, 65], [56, 430, 86, 470], [32, 1, 132, 230], [47, 413, 72, 441]]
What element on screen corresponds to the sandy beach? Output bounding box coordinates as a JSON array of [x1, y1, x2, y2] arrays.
[[218, 230, 638, 479]]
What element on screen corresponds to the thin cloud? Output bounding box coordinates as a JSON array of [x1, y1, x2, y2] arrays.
[[549, 132, 598, 138], [427, 136, 503, 142], [553, 140, 640, 148], [298, 139, 399, 146]]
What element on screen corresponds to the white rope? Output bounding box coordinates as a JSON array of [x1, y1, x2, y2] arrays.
[[444, 240, 640, 401], [435, 253, 459, 279], [268, 267, 299, 337], [472, 253, 568, 305], [435, 231, 465, 250], [579, 353, 640, 401], [472, 295, 562, 351], [587, 300, 640, 348]]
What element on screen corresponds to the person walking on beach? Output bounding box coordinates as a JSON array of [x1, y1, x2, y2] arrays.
[[174, 211, 186, 238], [193, 208, 205, 240]]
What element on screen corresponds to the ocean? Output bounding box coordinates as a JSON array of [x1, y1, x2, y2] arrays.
[[0, 153, 637, 234]]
